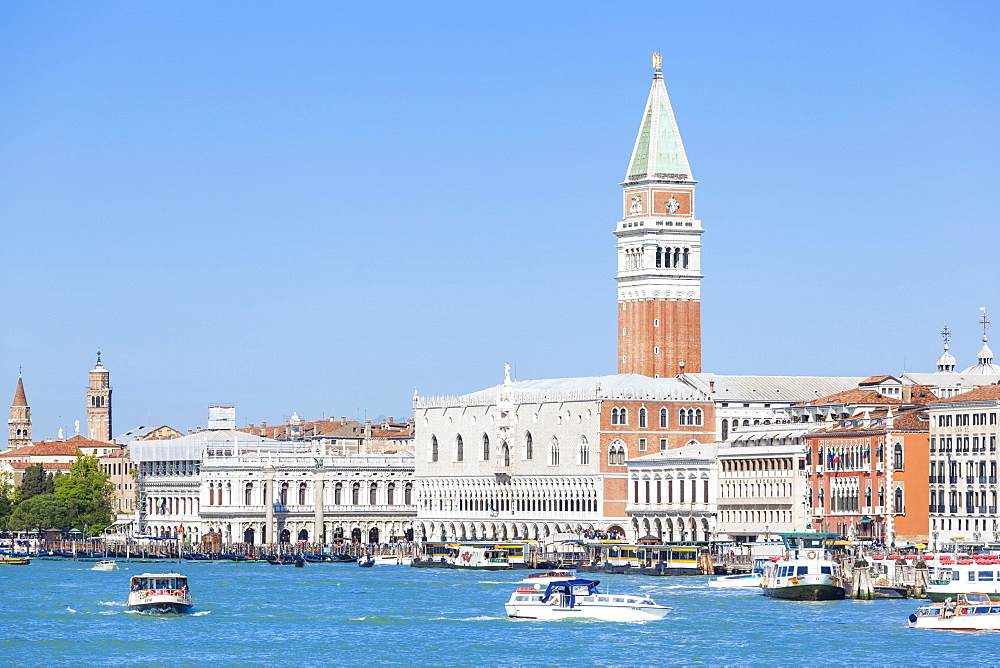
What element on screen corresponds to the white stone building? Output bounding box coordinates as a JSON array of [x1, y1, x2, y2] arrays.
[[926, 384, 1000, 549], [412, 369, 715, 543], [625, 442, 718, 542], [131, 417, 416, 545], [714, 423, 813, 543]]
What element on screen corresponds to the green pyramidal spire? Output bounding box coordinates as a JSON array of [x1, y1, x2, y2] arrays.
[[625, 61, 692, 182]]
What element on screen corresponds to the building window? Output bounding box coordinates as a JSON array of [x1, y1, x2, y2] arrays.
[[639, 408, 647, 428], [334, 482, 342, 505], [431, 436, 439, 462], [579, 436, 590, 465], [894, 487, 904, 514], [524, 432, 533, 460], [455, 435, 464, 462], [482, 434, 490, 461], [550, 438, 560, 466], [352, 483, 360, 505], [660, 408, 668, 428], [639, 438, 647, 452], [280, 482, 288, 506], [502, 441, 510, 467], [370, 483, 378, 505], [611, 408, 619, 425], [620, 408, 628, 425], [721, 419, 729, 441], [660, 438, 667, 452], [694, 409, 703, 426], [387, 483, 395, 505], [298, 483, 307, 506], [893, 443, 903, 470], [404, 483, 412, 505]]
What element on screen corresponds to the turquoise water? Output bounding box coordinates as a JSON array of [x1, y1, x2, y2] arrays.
[[3, 560, 1000, 665]]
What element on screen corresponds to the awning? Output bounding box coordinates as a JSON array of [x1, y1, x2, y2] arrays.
[[859, 518, 874, 523]]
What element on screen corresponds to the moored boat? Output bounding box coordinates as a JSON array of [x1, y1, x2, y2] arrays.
[[709, 573, 762, 589], [908, 592, 1000, 630], [0, 555, 30, 565], [127, 573, 193, 613], [516, 570, 576, 585], [504, 578, 671, 622], [761, 532, 845, 601]]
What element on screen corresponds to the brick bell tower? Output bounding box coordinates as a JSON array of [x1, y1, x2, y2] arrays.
[[616, 54, 702, 378], [87, 351, 112, 442]]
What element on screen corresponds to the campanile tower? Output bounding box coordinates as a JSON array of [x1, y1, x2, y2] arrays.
[[87, 352, 112, 442], [616, 54, 702, 378]]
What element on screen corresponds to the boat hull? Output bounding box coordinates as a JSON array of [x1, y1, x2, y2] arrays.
[[762, 583, 845, 601], [709, 574, 762, 589], [128, 601, 193, 614], [504, 603, 671, 622]]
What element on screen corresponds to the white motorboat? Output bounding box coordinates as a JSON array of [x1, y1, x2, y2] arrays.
[[372, 555, 413, 566], [708, 573, 762, 589], [127, 573, 193, 614], [761, 532, 845, 601], [908, 592, 1000, 630], [92, 560, 118, 572], [504, 578, 671, 622], [516, 570, 576, 586]]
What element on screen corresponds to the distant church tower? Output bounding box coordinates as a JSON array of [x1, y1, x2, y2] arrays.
[[8, 373, 32, 448], [87, 352, 112, 442], [616, 54, 703, 378]]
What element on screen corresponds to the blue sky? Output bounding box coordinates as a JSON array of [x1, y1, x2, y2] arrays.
[[1, 1, 998, 440]]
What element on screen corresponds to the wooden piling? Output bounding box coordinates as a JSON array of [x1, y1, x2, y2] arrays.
[[850, 558, 875, 600]]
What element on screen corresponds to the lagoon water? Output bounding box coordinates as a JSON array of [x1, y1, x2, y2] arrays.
[[3, 559, 999, 665]]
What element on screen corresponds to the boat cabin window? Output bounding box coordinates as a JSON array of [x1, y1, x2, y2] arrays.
[[796, 566, 808, 576], [821, 566, 832, 575], [979, 571, 995, 581], [613, 597, 625, 603], [952, 571, 960, 581], [597, 596, 608, 602], [990, 606, 1000, 614], [969, 572, 976, 581], [976, 607, 992, 614]]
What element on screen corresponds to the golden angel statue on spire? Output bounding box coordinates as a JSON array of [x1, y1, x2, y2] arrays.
[[652, 53, 662, 70]]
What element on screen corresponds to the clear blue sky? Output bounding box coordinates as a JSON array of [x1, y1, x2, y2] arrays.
[[2, 1, 998, 441]]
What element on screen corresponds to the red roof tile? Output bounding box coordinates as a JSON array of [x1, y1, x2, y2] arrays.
[[930, 384, 1000, 404]]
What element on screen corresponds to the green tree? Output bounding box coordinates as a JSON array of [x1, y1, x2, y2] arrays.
[[43, 471, 55, 494], [8, 493, 73, 531], [0, 470, 13, 529], [54, 454, 115, 535], [19, 463, 46, 501]]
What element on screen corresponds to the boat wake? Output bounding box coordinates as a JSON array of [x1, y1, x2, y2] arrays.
[[98, 600, 124, 607]]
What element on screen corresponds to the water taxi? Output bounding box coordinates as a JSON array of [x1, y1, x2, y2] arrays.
[[761, 532, 845, 601], [504, 578, 671, 622], [708, 573, 762, 589], [127, 573, 193, 614], [908, 592, 1000, 630], [92, 560, 118, 571]]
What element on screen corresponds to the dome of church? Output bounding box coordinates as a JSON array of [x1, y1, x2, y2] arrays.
[[936, 345, 956, 373], [962, 339, 1000, 375]]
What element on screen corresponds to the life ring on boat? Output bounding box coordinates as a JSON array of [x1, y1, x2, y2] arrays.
[[807, 550, 817, 560]]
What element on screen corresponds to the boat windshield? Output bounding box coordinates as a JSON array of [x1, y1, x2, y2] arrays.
[[960, 593, 991, 605], [780, 533, 836, 550]]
